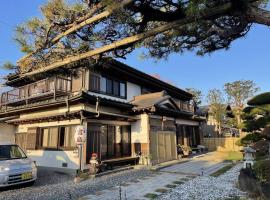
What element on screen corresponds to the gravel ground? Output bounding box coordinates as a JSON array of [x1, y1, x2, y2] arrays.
[[0, 168, 152, 200], [157, 164, 246, 200]]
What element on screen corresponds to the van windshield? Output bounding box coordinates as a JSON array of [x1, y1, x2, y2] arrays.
[[0, 145, 27, 161]]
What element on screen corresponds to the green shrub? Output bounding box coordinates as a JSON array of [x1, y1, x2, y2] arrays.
[[248, 92, 270, 106], [254, 160, 270, 183], [240, 133, 264, 146]]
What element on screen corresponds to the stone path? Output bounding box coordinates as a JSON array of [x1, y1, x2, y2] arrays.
[[81, 152, 229, 200]]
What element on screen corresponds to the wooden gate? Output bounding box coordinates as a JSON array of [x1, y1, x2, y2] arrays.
[[150, 131, 177, 165]]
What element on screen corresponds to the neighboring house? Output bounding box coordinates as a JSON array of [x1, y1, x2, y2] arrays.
[[0, 59, 202, 171], [198, 105, 239, 137]]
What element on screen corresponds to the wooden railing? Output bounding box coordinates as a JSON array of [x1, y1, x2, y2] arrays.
[[0, 77, 71, 106], [174, 99, 194, 113]]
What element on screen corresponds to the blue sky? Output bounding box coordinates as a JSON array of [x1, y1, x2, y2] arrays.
[[0, 1, 269, 102]]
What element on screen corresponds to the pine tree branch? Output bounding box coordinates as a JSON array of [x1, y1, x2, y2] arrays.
[[21, 2, 234, 78], [247, 6, 270, 26], [17, 0, 133, 65]]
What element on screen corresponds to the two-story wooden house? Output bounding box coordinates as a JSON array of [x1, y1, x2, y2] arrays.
[[0, 59, 202, 171]]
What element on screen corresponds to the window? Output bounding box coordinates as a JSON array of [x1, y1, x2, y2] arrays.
[[89, 73, 100, 91], [113, 81, 120, 96], [42, 127, 58, 148], [120, 82, 126, 98], [40, 126, 76, 150], [100, 77, 106, 93], [0, 145, 27, 161], [106, 79, 113, 94], [89, 73, 127, 98]]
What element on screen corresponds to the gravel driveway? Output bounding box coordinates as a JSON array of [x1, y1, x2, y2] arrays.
[[157, 164, 246, 200], [0, 167, 151, 200]]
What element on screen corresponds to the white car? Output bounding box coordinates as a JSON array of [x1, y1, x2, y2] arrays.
[[0, 144, 37, 187]]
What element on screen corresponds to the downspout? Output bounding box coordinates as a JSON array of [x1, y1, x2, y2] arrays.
[[80, 110, 85, 125], [95, 97, 100, 118], [65, 98, 70, 117]]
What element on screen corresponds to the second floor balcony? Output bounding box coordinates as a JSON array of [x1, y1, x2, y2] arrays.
[[0, 77, 71, 107]]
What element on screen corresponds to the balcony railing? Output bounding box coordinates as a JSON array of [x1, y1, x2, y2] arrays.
[[0, 77, 71, 106], [174, 99, 194, 113]]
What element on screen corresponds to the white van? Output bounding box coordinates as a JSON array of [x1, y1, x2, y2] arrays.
[[0, 144, 37, 187]]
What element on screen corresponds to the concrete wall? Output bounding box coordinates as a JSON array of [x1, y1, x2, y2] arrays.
[[0, 123, 15, 144], [203, 137, 243, 152]]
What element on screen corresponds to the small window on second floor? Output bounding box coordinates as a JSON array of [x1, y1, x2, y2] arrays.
[[120, 82, 126, 98], [100, 77, 106, 93], [113, 81, 120, 96], [106, 79, 113, 94]]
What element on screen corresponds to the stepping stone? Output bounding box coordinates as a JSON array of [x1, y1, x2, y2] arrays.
[[144, 193, 159, 199], [172, 181, 184, 185], [165, 184, 177, 188], [155, 188, 168, 193]]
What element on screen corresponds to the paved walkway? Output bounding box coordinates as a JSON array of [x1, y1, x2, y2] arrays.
[[80, 152, 228, 200]]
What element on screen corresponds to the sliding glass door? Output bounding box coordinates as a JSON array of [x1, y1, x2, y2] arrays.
[[87, 123, 131, 162]]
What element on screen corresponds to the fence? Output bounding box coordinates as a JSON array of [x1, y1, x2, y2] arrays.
[[203, 137, 243, 152]]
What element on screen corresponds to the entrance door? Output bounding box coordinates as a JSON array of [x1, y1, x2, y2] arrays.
[[86, 124, 101, 163]]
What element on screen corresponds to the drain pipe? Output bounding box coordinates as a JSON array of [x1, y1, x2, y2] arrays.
[[65, 98, 70, 116], [95, 97, 100, 118]]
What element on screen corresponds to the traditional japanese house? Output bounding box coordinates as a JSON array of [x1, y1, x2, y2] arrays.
[[0, 59, 203, 171]]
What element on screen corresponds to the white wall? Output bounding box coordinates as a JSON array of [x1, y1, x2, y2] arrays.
[[131, 114, 149, 144], [27, 150, 79, 170], [0, 123, 15, 144], [127, 82, 141, 101]]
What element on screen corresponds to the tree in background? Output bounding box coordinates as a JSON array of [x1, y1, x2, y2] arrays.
[[4, 0, 269, 76], [224, 80, 259, 134], [185, 88, 203, 108], [207, 89, 226, 135]]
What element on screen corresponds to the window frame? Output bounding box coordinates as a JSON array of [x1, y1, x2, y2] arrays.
[[89, 73, 127, 99], [38, 126, 77, 151]]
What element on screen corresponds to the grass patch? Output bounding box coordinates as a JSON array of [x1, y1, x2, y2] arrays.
[[211, 163, 236, 177], [155, 188, 168, 193], [165, 184, 177, 188], [225, 151, 243, 161], [173, 181, 184, 185], [144, 193, 159, 199]]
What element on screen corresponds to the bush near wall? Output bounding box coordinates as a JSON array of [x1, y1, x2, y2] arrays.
[[254, 160, 270, 183], [238, 133, 265, 146]]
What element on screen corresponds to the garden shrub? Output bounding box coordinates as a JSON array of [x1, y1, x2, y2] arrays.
[[239, 133, 265, 146], [247, 92, 270, 105], [254, 160, 270, 183]]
